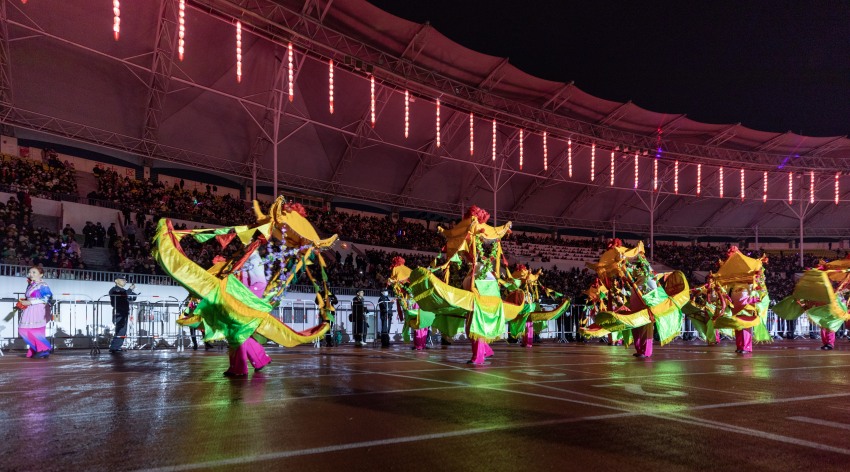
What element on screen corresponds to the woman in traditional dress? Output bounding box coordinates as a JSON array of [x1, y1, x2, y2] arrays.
[[18, 265, 53, 359]]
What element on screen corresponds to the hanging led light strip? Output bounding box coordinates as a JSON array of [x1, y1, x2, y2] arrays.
[[543, 132, 548, 171], [835, 172, 840, 205], [370, 75, 375, 127], [761, 171, 767, 203], [590, 143, 595, 181], [610, 151, 615, 186], [633, 152, 639, 189], [740, 168, 745, 201], [568, 139, 573, 178], [788, 172, 793, 203], [404, 90, 409, 139], [719, 166, 724, 198], [697, 164, 702, 196], [435, 99, 441, 148], [235, 22, 242, 83], [178, 0, 185, 60], [491, 119, 496, 161], [653, 158, 658, 191], [519, 129, 524, 170], [113, 1, 120, 41], [328, 59, 333, 113], [469, 113, 474, 156], [809, 171, 815, 204], [287, 42, 294, 102], [674, 160, 679, 194]]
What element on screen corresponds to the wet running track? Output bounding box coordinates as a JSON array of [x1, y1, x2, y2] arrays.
[[1, 339, 848, 471]]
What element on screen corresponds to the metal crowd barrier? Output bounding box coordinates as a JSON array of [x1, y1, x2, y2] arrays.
[[3, 294, 845, 351]]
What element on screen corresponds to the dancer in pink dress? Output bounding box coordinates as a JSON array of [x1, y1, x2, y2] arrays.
[[17, 266, 53, 359]]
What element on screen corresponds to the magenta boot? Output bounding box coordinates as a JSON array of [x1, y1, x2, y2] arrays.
[[413, 328, 428, 350], [735, 328, 753, 353], [469, 338, 493, 364], [243, 337, 272, 371], [632, 323, 654, 358], [821, 328, 835, 350]]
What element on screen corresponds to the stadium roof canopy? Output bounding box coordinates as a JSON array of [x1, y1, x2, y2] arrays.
[[4, 0, 850, 239]]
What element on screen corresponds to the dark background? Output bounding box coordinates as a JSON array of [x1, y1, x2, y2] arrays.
[[368, 0, 850, 137]]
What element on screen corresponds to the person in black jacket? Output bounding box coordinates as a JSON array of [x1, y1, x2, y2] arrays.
[[377, 288, 393, 348], [350, 290, 368, 347], [108, 278, 137, 353]]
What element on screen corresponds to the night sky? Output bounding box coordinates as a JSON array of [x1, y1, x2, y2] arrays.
[[367, 1, 850, 137]]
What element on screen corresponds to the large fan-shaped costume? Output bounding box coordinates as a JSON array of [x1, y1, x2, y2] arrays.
[[388, 257, 436, 350], [406, 206, 569, 364], [683, 247, 771, 353], [773, 258, 850, 350], [154, 197, 335, 376], [505, 265, 569, 347], [581, 240, 689, 358]]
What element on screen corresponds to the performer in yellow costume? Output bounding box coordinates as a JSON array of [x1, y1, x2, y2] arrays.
[[773, 257, 850, 350], [581, 240, 689, 358], [684, 247, 771, 354], [154, 197, 335, 376]]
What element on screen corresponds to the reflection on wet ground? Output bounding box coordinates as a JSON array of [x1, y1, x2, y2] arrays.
[[1, 339, 849, 471]]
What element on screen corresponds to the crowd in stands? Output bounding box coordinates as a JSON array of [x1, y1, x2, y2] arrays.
[[89, 168, 252, 226], [0, 151, 77, 198], [307, 208, 443, 252], [3, 153, 847, 304], [0, 194, 85, 273]]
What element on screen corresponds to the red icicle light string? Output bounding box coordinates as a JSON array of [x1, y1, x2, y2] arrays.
[[763, 171, 768, 203], [469, 112, 474, 156], [590, 143, 595, 181], [287, 42, 294, 102], [435, 99, 440, 148], [113, 1, 121, 41], [491, 119, 496, 161], [519, 129, 524, 170], [328, 59, 334, 114], [674, 160, 679, 194], [178, 0, 185, 61], [543, 132, 548, 171], [809, 171, 815, 204], [370, 75, 375, 127], [404, 90, 409, 139], [788, 172, 793, 203], [697, 164, 702, 196], [653, 158, 658, 191], [740, 168, 745, 201], [835, 172, 840, 205], [235, 21, 242, 83]]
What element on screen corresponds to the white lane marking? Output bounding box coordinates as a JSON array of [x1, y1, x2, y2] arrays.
[[593, 383, 687, 397], [132, 411, 637, 472], [788, 416, 850, 431], [511, 369, 566, 377]]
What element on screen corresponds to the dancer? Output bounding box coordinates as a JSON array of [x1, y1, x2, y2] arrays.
[[17, 266, 54, 359], [582, 240, 689, 359], [688, 247, 771, 354], [387, 257, 434, 351], [773, 259, 850, 351], [155, 197, 334, 377]]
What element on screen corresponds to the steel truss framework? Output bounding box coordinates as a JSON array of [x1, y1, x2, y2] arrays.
[[1, 0, 848, 241], [190, 0, 850, 173]]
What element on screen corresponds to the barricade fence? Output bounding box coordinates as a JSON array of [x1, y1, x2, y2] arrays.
[[0, 296, 842, 352]]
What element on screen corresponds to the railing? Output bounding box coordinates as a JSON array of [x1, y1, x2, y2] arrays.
[[0, 263, 177, 285]]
